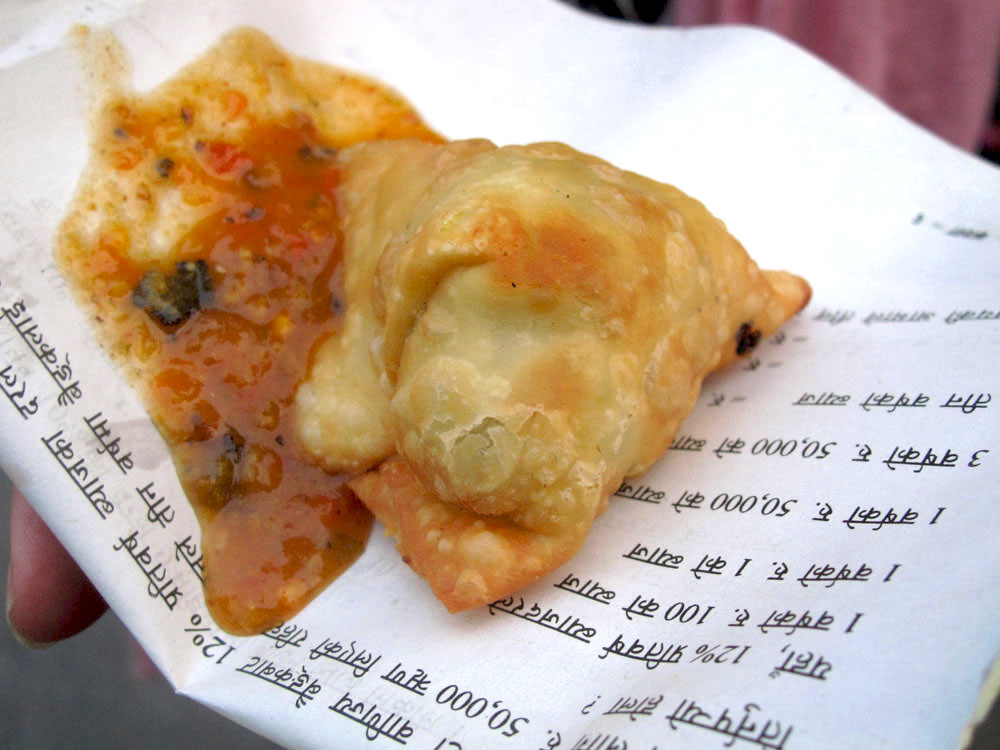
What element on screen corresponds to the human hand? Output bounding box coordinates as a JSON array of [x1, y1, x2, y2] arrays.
[[6, 487, 107, 647]]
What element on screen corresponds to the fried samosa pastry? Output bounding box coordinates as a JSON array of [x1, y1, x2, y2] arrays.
[[297, 139, 810, 612]]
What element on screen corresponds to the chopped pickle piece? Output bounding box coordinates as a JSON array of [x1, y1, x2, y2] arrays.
[[132, 259, 213, 326]]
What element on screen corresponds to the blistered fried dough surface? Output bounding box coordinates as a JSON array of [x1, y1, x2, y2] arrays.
[[300, 139, 810, 612]]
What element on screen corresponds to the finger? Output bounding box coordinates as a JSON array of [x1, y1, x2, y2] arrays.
[[6, 487, 107, 646]]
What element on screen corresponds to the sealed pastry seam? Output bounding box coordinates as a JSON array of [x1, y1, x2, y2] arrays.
[[302, 138, 810, 612]]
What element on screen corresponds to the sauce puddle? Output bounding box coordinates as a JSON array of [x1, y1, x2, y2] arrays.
[[57, 28, 439, 634]]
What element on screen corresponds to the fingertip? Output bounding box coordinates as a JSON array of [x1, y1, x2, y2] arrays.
[[7, 488, 108, 646], [6, 564, 50, 649]]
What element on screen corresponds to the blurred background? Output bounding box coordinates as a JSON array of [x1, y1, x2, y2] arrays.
[[4, 2, 1000, 748]]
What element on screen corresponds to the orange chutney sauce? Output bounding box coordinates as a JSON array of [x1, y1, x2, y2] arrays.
[[57, 32, 440, 634]]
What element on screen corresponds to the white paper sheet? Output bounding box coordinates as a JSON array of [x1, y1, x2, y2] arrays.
[[1, 1, 998, 748]]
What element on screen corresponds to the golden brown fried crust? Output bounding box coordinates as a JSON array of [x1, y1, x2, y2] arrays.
[[306, 139, 810, 611]]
